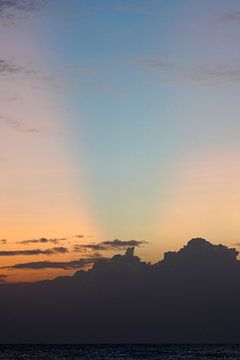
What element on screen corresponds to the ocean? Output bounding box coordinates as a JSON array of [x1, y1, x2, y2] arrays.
[[0, 345, 240, 360]]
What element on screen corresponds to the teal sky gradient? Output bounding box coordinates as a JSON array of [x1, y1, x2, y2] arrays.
[[1, 0, 240, 282], [33, 0, 240, 247]]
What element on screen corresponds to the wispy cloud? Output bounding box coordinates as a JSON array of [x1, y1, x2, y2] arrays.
[[0, 239, 7, 245], [186, 64, 240, 85], [127, 56, 171, 70], [74, 239, 147, 252], [0, 247, 68, 256], [128, 55, 240, 86], [0, 0, 47, 18], [0, 59, 26, 75], [0, 58, 41, 79], [113, 0, 157, 14], [219, 10, 240, 23], [0, 114, 44, 134]]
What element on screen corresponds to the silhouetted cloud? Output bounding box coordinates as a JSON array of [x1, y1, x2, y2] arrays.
[[74, 239, 147, 252], [0, 274, 7, 282], [18, 237, 67, 245], [2, 238, 240, 343], [0, 247, 68, 256], [0, 239, 7, 244], [3, 256, 105, 270]]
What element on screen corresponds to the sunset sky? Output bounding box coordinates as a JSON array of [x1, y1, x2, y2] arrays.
[[1, 0, 240, 282]]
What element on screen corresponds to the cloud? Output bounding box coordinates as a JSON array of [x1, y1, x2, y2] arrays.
[[0, 247, 68, 256], [0, 0, 47, 18], [112, 0, 158, 14], [0, 114, 44, 134], [74, 239, 147, 252], [126, 54, 240, 86], [3, 256, 105, 270], [62, 0, 159, 17], [186, 64, 240, 85], [0, 274, 7, 282], [0, 239, 7, 244], [127, 56, 171, 70], [219, 10, 240, 23], [18, 237, 67, 245], [0, 59, 25, 75], [0, 58, 39, 79]]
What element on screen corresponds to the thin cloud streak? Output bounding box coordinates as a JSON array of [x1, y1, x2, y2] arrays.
[[18, 237, 68, 245], [128, 56, 240, 85], [0, 247, 68, 256]]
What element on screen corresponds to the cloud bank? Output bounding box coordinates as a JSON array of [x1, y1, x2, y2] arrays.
[[1, 238, 240, 343]]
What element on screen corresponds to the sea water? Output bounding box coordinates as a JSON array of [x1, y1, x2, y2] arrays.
[[0, 344, 240, 359]]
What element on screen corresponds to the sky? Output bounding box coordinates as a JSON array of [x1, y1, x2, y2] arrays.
[[1, 0, 240, 282]]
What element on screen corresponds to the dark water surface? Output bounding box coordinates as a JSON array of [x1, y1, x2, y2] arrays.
[[0, 345, 240, 360]]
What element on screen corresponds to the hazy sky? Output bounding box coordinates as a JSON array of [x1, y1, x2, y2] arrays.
[[1, 0, 240, 282]]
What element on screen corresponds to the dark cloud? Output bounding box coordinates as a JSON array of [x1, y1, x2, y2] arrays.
[[74, 235, 84, 239], [18, 237, 67, 245], [3, 256, 104, 270], [102, 239, 147, 248], [0, 0, 47, 18], [0, 239, 7, 244], [74, 239, 147, 252], [1, 238, 240, 343], [0, 247, 68, 256], [0, 274, 7, 282]]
